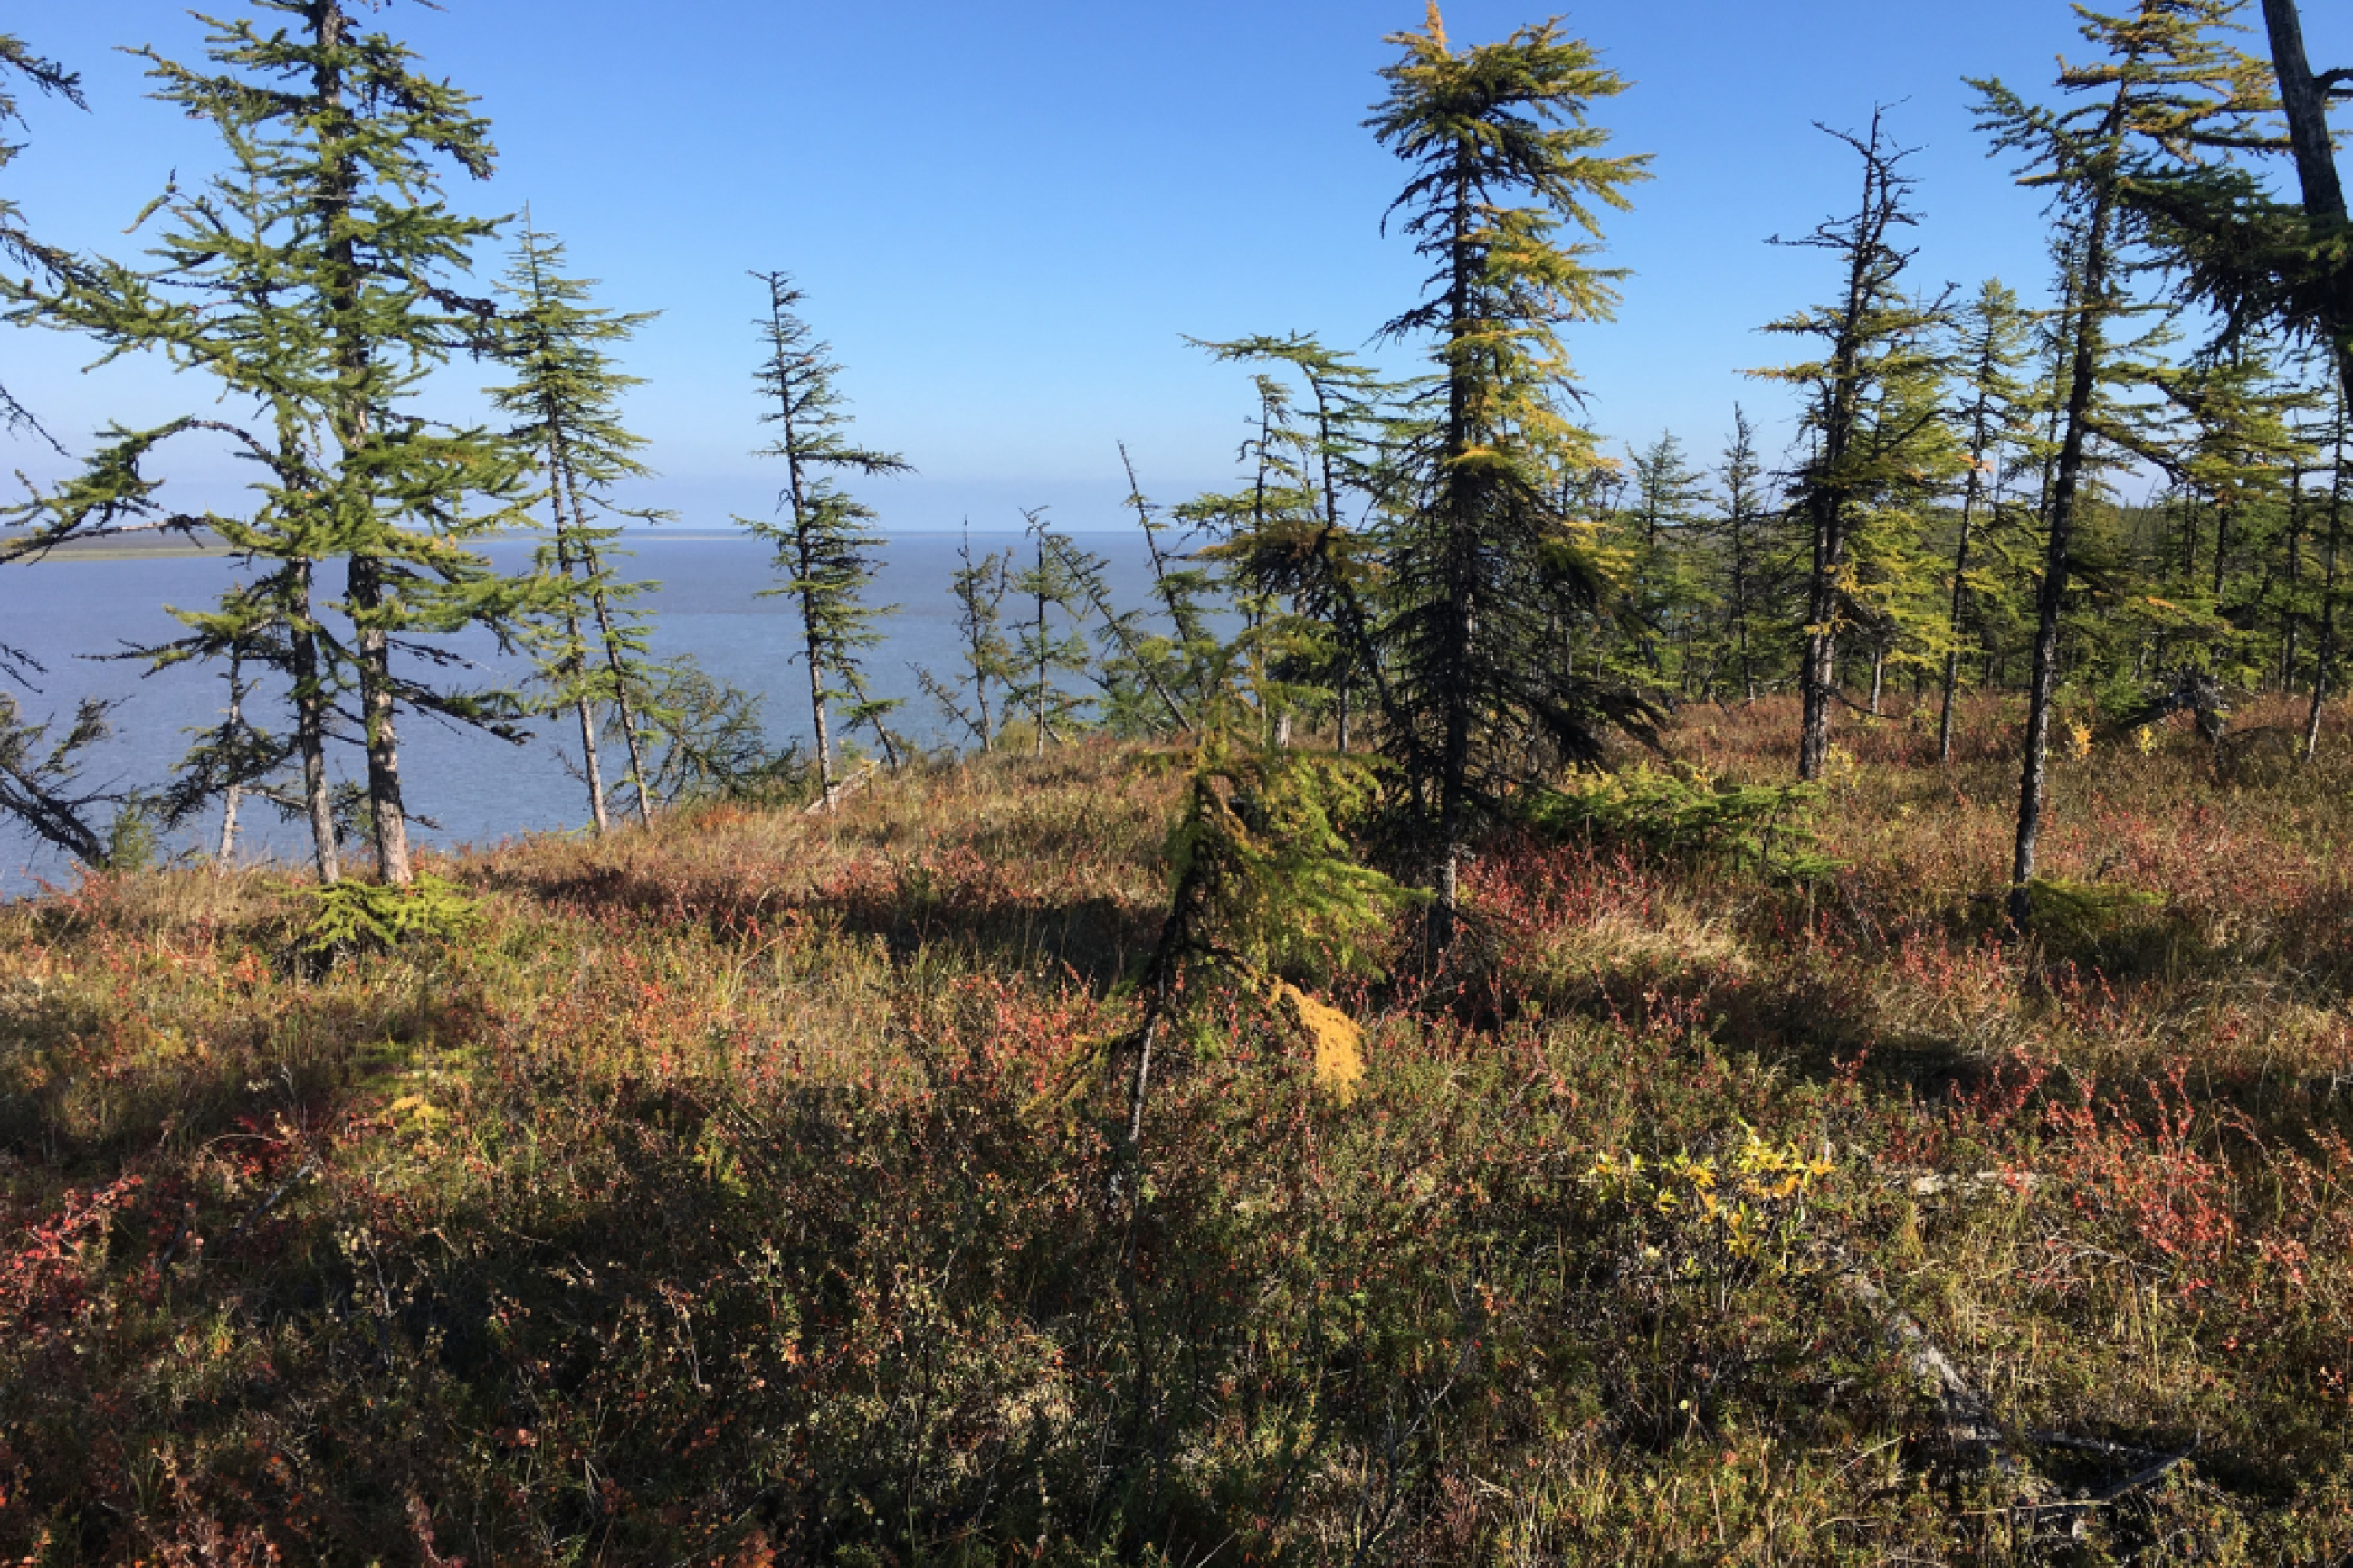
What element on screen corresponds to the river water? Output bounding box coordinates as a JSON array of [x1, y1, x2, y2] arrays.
[[0, 529, 1176, 891]]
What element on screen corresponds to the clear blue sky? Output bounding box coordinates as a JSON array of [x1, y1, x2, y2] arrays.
[[6, 1, 2347, 531]]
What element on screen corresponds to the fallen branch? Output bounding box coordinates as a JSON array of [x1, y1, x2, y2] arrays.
[[804, 761, 879, 815]]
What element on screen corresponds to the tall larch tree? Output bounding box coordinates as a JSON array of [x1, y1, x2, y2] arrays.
[[1974, 0, 2275, 929], [737, 271, 908, 805], [490, 214, 669, 833], [12, 3, 536, 885], [1365, 2, 1653, 953]]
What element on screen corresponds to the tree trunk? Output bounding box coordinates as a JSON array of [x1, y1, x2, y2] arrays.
[[288, 563, 339, 884], [1427, 159, 1479, 958], [1869, 643, 1886, 717], [2283, 476, 2305, 693], [311, 2, 410, 887], [2012, 176, 2118, 931], [1940, 369, 1998, 763], [1034, 540, 1050, 759], [2309, 398, 2348, 759], [805, 626, 834, 801], [545, 462, 610, 834], [2259, 0, 2353, 403], [348, 554, 413, 887]]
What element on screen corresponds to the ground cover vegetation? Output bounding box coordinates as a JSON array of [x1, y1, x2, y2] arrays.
[[3, 0, 2353, 1560]]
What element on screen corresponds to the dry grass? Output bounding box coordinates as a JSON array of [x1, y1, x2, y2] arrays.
[[3, 706, 2351, 1564]]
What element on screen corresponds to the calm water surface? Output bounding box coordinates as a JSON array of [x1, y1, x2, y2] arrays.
[[0, 530, 1174, 891]]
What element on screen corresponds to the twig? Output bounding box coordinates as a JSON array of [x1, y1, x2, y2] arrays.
[[224, 1161, 317, 1246]]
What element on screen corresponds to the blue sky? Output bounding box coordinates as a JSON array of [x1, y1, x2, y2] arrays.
[[6, 1, 2347, 532]]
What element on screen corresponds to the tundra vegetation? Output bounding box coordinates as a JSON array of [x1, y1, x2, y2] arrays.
[[4, 1, 2353, 1563]]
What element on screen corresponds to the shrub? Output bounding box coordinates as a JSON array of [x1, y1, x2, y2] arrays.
[[297, 873, 481, 965], [1525, 765, 1836, 879]]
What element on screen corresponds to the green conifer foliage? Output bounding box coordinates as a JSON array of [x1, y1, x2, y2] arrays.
[[737, 272, 909, 805], [1705, 408, 1794, 703], [0, 34, 123, 869], [1938, 280, 2037, 759], [1612, 431, 1712, 691], [1188, 335, 1400, 746], [0, 32, 83, 446], [1974, 0, 2275, 927], [2305, 381, 2349, 758], [489, 215, 670, 833], [1365, 3, 1655, 952], [915, 527, 1017, 753], [1005, 511, 1094, 755], [1750, 111, 1953, 780], [10, 2, 535, 886]]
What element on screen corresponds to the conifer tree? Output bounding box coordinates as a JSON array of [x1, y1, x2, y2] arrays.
[[489, 215, 669, 833], [2305, 381, 2348, 757], [11, 2, 536, 886], [1938, 280, 2036, 759], [737, 271, 908, 805], [0, 34, 122, 869], [1708, 408, 1784, 702], [1188, 336, 1399, 745], [1750, 111, 1952, 780], [1613, 431, 1711, 689], [1119, 443, 1228, 725], [0, 32, 84, 445], [2127, 0, 2350, 405], [1365, 3, 1654, 952], [1975, 0, 2274, 927], [915, 526, 1016, 753], [1006, 509, 1094, 755]]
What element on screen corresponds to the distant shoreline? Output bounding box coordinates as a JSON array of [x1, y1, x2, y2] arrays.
[[14, 526, 1138, 564]]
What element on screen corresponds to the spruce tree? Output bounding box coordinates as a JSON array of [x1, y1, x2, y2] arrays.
[[489, 214, 670, 833], [737, 271, 908, 805], [1974, 0, 2274, 928], [1708, 407, 1786, 702], [1613, 431, 1711, 689], [1365, 3, 1653, 952], [12, 3, 536, 886]]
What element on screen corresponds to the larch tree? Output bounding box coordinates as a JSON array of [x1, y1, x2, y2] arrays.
[[1974, 0, 2275, 929], [1938, 280, 2036, 760], [737, 271, 908, 806], [1750, 110, 1951, 782], [0, 32, 83, 445], [1364, 2, 1654, 953], [1006, 509, 1094, 755], [489, 214, 669, 834], [12, 2, 537, 886], [914, 525, 1016, 754], [0, 33, 120, 870], [1613, 430, 1711, 690], [1189, 335, 1398, 746]]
